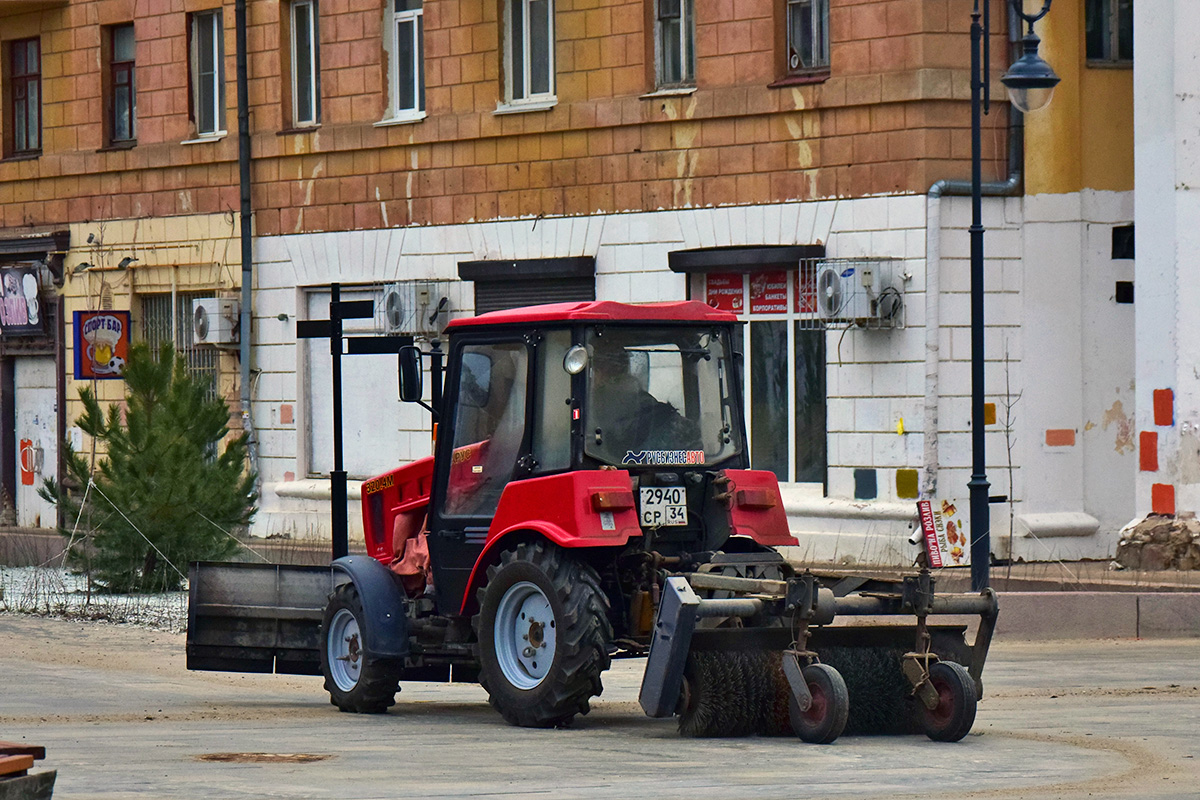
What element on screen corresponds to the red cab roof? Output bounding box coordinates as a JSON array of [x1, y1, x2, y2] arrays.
[[446, 300, 737, 329]]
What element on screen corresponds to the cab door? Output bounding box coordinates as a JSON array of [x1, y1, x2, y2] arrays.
[[427, 338, 531, 613]]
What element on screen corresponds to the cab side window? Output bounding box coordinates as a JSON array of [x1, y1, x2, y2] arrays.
[[443, 343, 529, 517], [532, 329, 572, 473]]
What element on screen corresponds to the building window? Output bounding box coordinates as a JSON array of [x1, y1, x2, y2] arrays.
[[7, 38, 41, 155], [786, 0, 830, 75], [289, 0, 321, 126], [701, 265, 827, 486], [390, 0, 425, 118], [108, 25, 137, 144], [189, 10, 226, 137], [504, 0, 554, 104], [656, 0, 695, 88], [141, 292, 219, 402], [1086, 0, 1133, 63]]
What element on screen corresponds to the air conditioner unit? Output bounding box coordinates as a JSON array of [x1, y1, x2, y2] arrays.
[[815, 260, 896, 325], [193, 297, 240, 345], [379, 282, 448, 336]]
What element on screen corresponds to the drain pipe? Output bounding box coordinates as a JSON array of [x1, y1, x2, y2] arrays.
[[235, 0, 259, 487], [923, 12, 1025, 498]]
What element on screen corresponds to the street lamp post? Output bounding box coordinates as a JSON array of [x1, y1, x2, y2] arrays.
[[968, 0, 1059, 592]]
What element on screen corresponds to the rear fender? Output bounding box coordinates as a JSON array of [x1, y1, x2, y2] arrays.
[[456, 470, 641, 616], [332, 556, 410, 659], [710, 469, 797, 547]]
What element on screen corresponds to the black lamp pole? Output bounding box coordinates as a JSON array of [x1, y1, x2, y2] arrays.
[[970, 0, 1059, 592], [968, 0, 990, 592]]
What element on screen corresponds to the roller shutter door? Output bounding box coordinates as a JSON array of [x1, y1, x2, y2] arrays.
[[458, 257, 595, 314]]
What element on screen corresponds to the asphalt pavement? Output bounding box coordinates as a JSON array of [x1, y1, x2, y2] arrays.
[[1, 614, 1198, 799]]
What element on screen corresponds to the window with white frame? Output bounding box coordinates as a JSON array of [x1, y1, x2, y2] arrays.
[[702, 266, 827, 485], [785, 0, 830, 75], [656, 0, 695, 88], [189, 10, 225, 136], [390, 0, 425, 118], [504, 0, 554, 105], [1085, 0, 1132, 63], [290, 0, 320, 126]]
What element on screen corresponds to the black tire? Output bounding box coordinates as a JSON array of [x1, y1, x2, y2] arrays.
[[789, 663, 850, 744], [474, 541, 612, 728], [319, 583, 402, 714], [917, 661, 978, 742]]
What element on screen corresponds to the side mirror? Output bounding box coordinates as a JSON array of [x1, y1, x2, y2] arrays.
[[398, 345, 423, 402]]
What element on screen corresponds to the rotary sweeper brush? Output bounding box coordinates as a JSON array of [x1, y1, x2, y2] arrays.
[[186, 299, 998, 746]]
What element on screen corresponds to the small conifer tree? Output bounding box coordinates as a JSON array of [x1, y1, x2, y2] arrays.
[[46, 341, 256, 592]]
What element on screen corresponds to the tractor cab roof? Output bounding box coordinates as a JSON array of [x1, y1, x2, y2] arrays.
[[446, 300, 736, 330]]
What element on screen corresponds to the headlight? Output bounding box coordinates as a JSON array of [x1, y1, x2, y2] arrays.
[[563, 345, 588, 375]]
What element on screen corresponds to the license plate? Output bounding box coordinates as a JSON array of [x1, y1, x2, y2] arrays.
[[639, 486, 688, 527]]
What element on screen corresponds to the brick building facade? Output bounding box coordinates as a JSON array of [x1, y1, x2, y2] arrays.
[[0, 0, 1137, 565]]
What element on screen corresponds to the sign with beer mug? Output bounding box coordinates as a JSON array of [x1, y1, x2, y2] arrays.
[[74, 310, 131, 380]]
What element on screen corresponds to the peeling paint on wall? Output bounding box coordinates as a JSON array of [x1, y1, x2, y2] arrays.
[[1179, 429, 1200, 484], [1102, 399, 1135, 454]]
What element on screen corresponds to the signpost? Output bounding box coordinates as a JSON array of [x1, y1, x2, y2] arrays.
[[297, 283, 412, 559]]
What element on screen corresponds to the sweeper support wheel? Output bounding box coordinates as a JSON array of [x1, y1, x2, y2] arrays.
[[916, 660, 977, 742], [788, 662, 849, 744]]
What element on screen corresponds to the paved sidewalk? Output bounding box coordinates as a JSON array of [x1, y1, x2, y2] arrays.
[[2, 615, 1199, 800]]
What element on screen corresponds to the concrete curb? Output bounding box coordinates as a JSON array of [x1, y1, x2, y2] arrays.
[[996, 592, 1200, 639]]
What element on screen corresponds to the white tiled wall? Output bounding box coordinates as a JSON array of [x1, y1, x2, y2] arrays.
[[245, 191, 1133, 565]]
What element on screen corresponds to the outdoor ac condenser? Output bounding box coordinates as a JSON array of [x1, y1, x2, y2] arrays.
[[193, 297, 240, 346]]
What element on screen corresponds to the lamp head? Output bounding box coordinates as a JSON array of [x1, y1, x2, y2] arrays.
[[1002, 30, 1061, 113]]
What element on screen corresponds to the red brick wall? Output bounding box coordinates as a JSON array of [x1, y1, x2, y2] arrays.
[[0, 0, 1012, 235]]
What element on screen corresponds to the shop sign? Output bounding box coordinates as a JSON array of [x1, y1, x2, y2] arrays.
[[749, 270, 787, 313], [917, 499, 970, 568], [74, 310, 131, 380], [705, 272, 744, 313], [0, 265, 45, 336]]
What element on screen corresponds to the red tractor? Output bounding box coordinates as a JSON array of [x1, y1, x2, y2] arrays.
[[189, 300, 997, 743]]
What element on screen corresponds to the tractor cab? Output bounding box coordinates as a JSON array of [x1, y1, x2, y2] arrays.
[[404, 301, 789, 618]]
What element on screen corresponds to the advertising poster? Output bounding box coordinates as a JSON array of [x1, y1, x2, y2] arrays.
[[705, 272, 744, 313], [74, 310, 131, 380], [0, 265, 45, 336], [749, 270, 787, 313], [917, 499, 971, 568]]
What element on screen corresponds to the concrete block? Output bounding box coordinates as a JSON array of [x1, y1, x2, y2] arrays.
[[889, 195, 926, 231], [853, 196, 890, 232], [827, 398, 855, 432], [1137, 594, 1200, 638], [995, 592, 1139, 640]]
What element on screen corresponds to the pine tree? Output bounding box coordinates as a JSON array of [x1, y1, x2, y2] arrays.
[[46, 341, 256, 592]]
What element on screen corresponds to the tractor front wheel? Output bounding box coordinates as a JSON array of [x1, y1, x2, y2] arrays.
[[475, 541, 612, 727], [319, 583, 402, 713]]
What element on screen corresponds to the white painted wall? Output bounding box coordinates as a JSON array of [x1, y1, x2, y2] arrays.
[[1133, 0, 1200, 519], [247, 192, 1132, 565], [14, 357, 57, 529]]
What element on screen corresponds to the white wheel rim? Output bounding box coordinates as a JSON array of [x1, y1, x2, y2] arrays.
[[327, 608, 363, 692], [494, 580, 557, 690]]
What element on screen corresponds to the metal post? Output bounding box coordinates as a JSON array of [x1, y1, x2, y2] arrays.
[[329, 283, 348, 560], [235, 0, 258, 486], [969, 0, 991, 591]]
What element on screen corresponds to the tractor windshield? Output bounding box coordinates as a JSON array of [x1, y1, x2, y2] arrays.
[[584, 326, 743, 468]]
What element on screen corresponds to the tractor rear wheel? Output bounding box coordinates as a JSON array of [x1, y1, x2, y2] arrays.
[[789, 663, 850, 744], [917, 661, 978, 742], [319, 583, 402, 713], [475, 541, 612, 727]]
